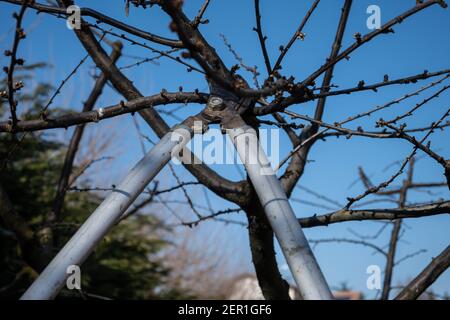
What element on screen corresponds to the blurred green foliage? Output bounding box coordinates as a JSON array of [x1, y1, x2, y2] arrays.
[[0, 64, 189, 300]]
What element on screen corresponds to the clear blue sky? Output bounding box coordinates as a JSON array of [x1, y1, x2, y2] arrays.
[[1, 0, 449, 298]]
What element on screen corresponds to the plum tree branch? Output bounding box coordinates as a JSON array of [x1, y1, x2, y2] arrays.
[[298, 201, 450, 228], [395, 245, 450, 300], [0, 92, 208, 133], [0, 0, 184, 48]]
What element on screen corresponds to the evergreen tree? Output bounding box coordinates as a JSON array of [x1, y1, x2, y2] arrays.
[[0, 65, 188, 299]]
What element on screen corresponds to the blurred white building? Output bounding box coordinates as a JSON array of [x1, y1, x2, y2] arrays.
[[225, 273, 362, 300], [225, 273, 302, 300]]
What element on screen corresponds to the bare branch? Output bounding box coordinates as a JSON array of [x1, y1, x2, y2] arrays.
[[50, 43, 122, 223], [298, 201, 450, 228], [1, 0, 184, 47], [192, 0, 211, 28], [4, 0, 29, 127], [395, 245, 450, 300], [301, 0, 447, 86], [272, 0, 321, 75], [0, 92, 208, 132], [253, 0, 272, 76]]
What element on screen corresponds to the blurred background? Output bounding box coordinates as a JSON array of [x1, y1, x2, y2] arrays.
[[0, 0, 449, 299]]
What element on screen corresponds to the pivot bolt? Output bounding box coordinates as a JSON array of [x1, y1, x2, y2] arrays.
[[208, 96, 225, 111]]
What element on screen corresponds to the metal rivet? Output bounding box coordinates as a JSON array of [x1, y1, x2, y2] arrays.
[[208, 96, 224, 111]]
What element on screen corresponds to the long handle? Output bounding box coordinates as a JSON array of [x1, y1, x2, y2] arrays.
[[228, 125, 332, 300], [21, 125, 193, 300]]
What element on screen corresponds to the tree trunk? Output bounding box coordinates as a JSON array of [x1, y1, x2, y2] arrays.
[[242, 194, 291, 300]]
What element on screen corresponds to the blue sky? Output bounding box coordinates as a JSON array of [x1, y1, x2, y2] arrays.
[[1, 0, 449, 298]]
